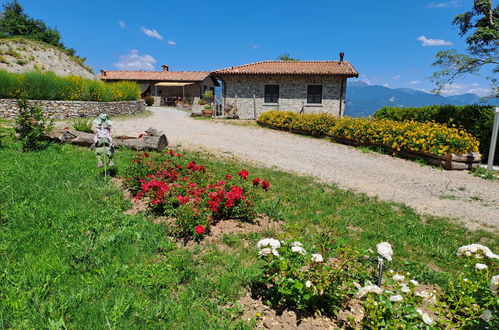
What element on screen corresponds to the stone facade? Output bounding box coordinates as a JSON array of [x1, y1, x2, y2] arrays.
[[220, 75, 347, 119], [0, 99, 146, 119]]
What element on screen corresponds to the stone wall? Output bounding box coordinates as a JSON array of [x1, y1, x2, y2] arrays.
[[221, 75, 347, 119], [0, 99, 146, 119]]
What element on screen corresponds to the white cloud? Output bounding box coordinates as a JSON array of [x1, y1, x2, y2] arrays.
[[392, 75, 401, 80], [252, 45, 260, 49], [167, 40, 176, 45], [409, 80, 422, 85], [428, 1, 460, 8], [440, 83, 492, 97], [389, 96, 396, 102], [118, 21, 126, 28], [113, 49, 156, 70], [141, 27, 163, 40], [383, 83, 389, 87], [417, 36, 452, 46]]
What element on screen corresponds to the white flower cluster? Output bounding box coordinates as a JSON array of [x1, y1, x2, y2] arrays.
[[257, 238, 281, 257], [376, 242, 393, 261], [475, 263, 488, 270], [290, 241, 306, 255], [356, 282, 383, 298], [491, 275, 499, 296], [456, 244, 498, 259], [417, 308, 433, 325], [311, 253, 323, 262]]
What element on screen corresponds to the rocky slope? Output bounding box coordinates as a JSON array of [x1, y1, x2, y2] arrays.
[[0, 38, 96, 80]]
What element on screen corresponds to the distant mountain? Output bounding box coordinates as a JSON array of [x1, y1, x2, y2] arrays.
[[345, 81, 496, 117]]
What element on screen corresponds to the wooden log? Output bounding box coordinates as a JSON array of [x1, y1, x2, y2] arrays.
[[47, 129, 168, 151]]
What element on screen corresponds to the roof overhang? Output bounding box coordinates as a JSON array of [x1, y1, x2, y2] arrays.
[[154, 82, 195, 87]]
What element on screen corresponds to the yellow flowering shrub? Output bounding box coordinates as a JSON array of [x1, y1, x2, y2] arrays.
[[330, 118, 480, 156], [257, 111, 480, 156], [0, 70, 141, 102]]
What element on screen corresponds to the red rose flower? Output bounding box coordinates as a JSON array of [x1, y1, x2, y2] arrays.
[[195, 225, 205, 234], [261, 179, 270, 190], [237, 170, 249, 180], [252, 178, 261, 186]]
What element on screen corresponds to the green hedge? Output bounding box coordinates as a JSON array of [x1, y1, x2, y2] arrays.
[[374, 105, 497, 163], [0, 70, 140, 102]]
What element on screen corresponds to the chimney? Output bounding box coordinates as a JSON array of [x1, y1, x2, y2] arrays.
[[339, 52, 345, 64], [100, 69, 106, 76], [162, 65, 169, 72]]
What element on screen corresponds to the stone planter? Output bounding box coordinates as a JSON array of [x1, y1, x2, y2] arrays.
[[202, 108, 214, 117]]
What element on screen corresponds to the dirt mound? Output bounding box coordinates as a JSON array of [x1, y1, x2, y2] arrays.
[[0, 38, 96, 79]]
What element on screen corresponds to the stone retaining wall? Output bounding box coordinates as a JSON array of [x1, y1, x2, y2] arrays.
[[0, 99, 146, 119]]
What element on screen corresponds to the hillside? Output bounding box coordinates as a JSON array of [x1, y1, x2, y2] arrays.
[[0, 38, 96, 80], [345, 81, 497, 117]]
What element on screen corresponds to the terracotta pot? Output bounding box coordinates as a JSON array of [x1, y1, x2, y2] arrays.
[[202, 109, 213, 117]]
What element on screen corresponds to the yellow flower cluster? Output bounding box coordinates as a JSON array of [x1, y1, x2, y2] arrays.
[[258, 111, 480, 156]]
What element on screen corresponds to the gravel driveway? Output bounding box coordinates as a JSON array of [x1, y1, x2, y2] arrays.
[[112, 107, 499, 231]]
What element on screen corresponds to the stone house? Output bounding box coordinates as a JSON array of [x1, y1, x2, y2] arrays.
[[98, 65, 218, 106], [211, 57, 358, 119]]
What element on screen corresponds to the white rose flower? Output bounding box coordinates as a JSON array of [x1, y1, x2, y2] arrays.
[[271, 248, 279, 257], [392, 274, 405, 282], [491, 275, 499, 296], [457, 244, 498, 260], [480, 309, 493, 322], [305, 280, 312, 288], [311, 253, 323, 262], [389, 295, 403, 302], [376, 242, 393, 261], [257, 238, 281, 250], [417, 308, 433, 325], [258, 247, 272, 257], [291, 246, 306, 255], [290, 241, 303, 247], [475, 263, 488, 270], [410, 280, 419, 286], [400, 284, 410, 293], [356, 284, 383, 298]]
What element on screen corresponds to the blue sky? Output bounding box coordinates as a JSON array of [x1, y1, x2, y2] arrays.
[[2, 0, 495, 96]]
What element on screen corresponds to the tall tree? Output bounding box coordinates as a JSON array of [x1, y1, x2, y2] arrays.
[[0, 0, 61, 46], [431, 0, 498, 97], [277, 53, 300, 61]]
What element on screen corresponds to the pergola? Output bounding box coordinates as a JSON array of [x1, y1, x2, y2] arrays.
[[154, 82, 195, 100]]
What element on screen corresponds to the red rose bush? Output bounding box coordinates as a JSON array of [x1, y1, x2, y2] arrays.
[[124, 150, 270, 241]]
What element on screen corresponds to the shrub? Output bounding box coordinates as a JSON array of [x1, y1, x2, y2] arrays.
[[72, 117, 93, 133], [144, 96, 154, 106], [198, 99, 206, 105], [330, 118, 479, 156], [258, 111, 479, 156], [204, 104, 212, 110], [374, 105, 498, 163], [123, 150, 270, 242], [14, 97, 53, 151], [0, 70, 140, 102], [202, 90, 214, 101]]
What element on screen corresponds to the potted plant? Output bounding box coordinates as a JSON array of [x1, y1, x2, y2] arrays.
[[198, 99, 207, 105], [202, 104, 213, 117]]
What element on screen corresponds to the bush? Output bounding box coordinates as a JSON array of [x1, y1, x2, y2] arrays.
[[374, 105, 498, 163], [330, 117, 479, 156], [72, 117, 93, 133], [258, 111, 480, 157], [14, 97, 53, 151], [123, 150, 270, 242], [0, 70, 140, 102], [204, 104, 212, 110], [144, 96, 154, 106]]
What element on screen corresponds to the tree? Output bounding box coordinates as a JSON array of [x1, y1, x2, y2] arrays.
[[277, 53, 300, 61], [431, 0, 498, 97], [0, 0, 62, 46]]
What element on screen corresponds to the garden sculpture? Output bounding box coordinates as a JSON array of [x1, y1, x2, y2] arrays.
[[92, 114, 115, 169]]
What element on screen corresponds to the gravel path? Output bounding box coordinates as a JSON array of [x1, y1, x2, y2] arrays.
[[112, 107, 499, 231]]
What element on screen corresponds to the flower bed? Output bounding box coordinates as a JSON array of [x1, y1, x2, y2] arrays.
[[254, 239, 498, 328], [123, 150, 270, 241], [257, 111, 481, 170]]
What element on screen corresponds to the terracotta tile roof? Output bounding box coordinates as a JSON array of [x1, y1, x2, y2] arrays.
[[212, 61, 358, 77], [99, 70, 211, 82]]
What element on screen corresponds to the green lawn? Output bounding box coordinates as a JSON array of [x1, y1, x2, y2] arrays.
[[0, 131, 497, 328]]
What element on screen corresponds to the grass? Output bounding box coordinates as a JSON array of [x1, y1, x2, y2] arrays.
[[0, 131, 497, 328]]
